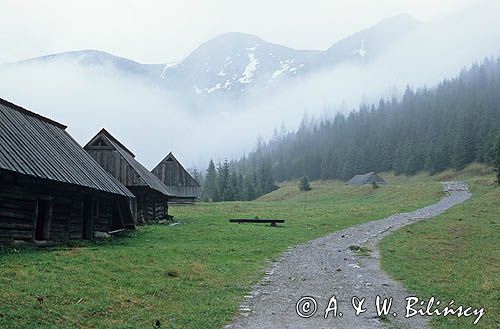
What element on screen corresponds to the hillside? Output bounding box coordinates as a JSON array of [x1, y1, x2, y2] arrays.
[[233, 57, 500, 186]]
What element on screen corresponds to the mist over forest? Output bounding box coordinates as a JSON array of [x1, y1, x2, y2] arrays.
[[0, 1, 499, 171]]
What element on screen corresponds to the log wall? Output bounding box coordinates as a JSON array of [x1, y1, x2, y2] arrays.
[[0, 172, 129, 244]]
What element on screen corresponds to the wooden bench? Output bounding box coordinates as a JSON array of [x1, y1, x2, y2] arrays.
[[229, 219, 285, 227]]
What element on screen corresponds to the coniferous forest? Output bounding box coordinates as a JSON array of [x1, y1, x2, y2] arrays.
[[201, 57, 500, 201]]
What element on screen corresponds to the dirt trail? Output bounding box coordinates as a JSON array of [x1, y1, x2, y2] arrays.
[[227, 182, 471, 329]]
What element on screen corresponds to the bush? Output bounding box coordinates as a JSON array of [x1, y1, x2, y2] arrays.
[[298, 176, 312, 191]]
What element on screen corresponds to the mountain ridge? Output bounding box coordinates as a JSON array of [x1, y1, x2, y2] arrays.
[[2, 14, 421, 110]]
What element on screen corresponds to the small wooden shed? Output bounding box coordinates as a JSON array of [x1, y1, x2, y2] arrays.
[[151, 152, 202, 203], [84, 129, 172, 223], [0, 98, 135, 244], [345, 172, 387, 186]]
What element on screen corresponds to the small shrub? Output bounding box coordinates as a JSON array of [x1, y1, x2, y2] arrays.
[[298, 176, 311, 191], [494, 135, 500, 184]]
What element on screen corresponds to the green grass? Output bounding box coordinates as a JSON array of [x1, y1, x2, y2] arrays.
[[380, 174, 499, 329], [0, 174, 443, 328]]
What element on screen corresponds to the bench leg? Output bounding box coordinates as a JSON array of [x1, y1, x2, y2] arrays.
[[270, 222, 277, 227]]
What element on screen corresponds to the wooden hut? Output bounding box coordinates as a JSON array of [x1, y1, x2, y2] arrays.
[[84, 129, 172, 223], [345, 172, 387, 186], [0, 98, 135, 244], [152, 152, 202, 203]]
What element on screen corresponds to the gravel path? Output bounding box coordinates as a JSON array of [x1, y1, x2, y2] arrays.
[[227, 182, 471, 329]]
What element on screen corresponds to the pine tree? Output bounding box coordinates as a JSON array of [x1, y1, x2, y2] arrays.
[[244, 171, 257, 200], [228, 169, 239, 201], [190, 168, 204, 187], [258, 157, 278, 195], [217, 159, 231, 201], [204, 159, 219, 201]]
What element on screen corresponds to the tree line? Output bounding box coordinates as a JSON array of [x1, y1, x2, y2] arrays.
[[198, 57, 500, 201], [199, 158, 277, 202]]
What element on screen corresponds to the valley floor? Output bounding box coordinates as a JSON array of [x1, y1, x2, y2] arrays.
[[228, 182, 471, 329], [0, 171, 496, 328]]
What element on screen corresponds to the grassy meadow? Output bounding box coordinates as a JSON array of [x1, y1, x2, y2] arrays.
[[380, 168, 499, 329], [0, 174, 444, 329]]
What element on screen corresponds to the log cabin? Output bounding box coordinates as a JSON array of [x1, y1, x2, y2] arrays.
[[84, 129, 172, 223], [0, 98, 135, 245], [345, 172, 387, 186], [152, 152, 202, 203]]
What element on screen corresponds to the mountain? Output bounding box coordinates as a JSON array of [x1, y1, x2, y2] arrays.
[[160, 14, 420, 104], [319, 14, 419, 65], [160, 32, 319, 98], [7, 49, 163, 80], [1, 14, 420, 110]]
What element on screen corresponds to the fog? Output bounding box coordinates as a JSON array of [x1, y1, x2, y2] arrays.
[[1, 1, 499, 170]]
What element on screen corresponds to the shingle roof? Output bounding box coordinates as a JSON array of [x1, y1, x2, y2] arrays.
[[345, 172, 387, 186], [85, 129, 172, 197], [0, 98, 134, 197]]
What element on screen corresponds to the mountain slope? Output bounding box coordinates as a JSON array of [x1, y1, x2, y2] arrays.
[[234, 57, 500, 182], [160, 32, 319, 98], [160, 14, 420, 102], [9, 49, 163, 80], [2, 14, 420, 110], [318, 14, 420, 65]]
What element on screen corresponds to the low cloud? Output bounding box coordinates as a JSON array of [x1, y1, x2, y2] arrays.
[[1, 1, 499, 170]]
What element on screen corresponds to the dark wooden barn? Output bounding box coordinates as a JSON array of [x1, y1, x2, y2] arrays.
[[151, 152, 202, 203], [0, 98, 135, 245], [84, 129, 172, 223], [345, 172, 387, 186]]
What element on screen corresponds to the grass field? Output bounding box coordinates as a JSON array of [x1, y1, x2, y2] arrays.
[[0, 174, 443, 329], [380, 169, 499, 329]]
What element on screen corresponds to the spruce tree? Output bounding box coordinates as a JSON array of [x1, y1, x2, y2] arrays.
[[244, 172, 257, 200], [217, 159, 231, 201], [204, 160, 219, 201]]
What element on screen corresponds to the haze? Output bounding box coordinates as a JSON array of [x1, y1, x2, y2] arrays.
[[1, 0, 499, 170], [1, 0, 474, 64]]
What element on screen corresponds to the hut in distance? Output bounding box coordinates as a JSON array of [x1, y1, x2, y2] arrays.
[[84, 129, 172, 223], [345, 172, 387, 186], [0, 98, 135, 244], [152, 152, 202, 203]]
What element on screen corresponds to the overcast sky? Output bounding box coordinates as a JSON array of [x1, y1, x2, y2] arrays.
[[1, 0, 475, 64]]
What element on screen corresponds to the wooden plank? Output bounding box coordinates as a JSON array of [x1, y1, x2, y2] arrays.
[[0, 223, 33, 230], [229, 219, 285, 227], [229, 219, 285, 223], [0, 209, 33, 220]]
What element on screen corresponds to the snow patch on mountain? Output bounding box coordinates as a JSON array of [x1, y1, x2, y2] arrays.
[[160, 62, 178, 78], [355, 40, 366, 58], [239, 53, 259, 84], [268, 59, 304, 84]]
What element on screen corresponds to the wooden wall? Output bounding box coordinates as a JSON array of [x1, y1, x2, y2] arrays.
[[0, 171, 129, 244], [86, 149, 146, 187], [132, 189, 168, 223], [152, 159, 201, 198]]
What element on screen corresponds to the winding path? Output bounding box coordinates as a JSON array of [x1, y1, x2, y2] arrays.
[[227, 182, 471, 329]]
